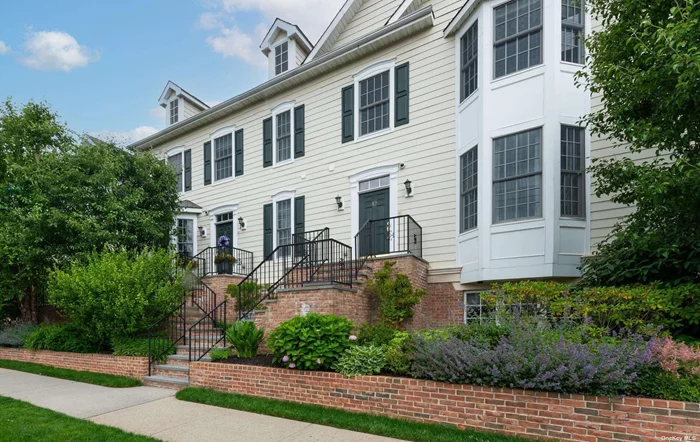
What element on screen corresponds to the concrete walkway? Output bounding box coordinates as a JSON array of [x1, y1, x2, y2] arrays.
[[0, 368, 400, 442]]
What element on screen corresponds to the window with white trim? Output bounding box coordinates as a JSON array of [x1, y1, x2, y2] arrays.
[[276, 110, 291, 163], [176, 218, 194, 257], [562, 0, 585, 64], [214, 133, 233, 181], [493, 0, 542, 78], [359, 71, 390, 136], [276, 199, 292, 259], [275, 41, 289, 75], [460, 21, 478, 101], [493, 128, 542, 222], [169, 99, 179, 125], [167, 152, 183, 193], [460, 146, 478, 232], [561, 125, 586, 218]]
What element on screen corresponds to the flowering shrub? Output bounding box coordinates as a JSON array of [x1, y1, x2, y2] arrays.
[[334, 345, 387, 377], [267, 313, 354, 370], [411, 321, 653, 395], [648, 337, 700, 377]]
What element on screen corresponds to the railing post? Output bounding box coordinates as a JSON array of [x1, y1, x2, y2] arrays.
[[147, 329, 152, 376]]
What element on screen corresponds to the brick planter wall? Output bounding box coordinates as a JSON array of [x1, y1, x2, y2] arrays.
[[189, 362, 700, 442], [0, 348, 148, 379]]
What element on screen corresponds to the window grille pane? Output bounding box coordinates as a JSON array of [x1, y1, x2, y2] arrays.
[[168, 153, 183, 192], [560, 125, 585, 217], [275, 42, 288, 75], [214, 134, 233, 181], [561, 0, 585, 63], [493, 0, 542, 78], [276, 111, 291, 163], [276, 199, 292, 258], [460, 146, 478, 232], [460, 22, 479, 101], [359, 71, 391, 136], [177, 219, 193, 256], [169, 100, 178, 125]]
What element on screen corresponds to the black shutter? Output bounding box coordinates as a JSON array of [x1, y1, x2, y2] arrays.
[[263, 203, 273, 260], [203, 141, 212, 185], [294, 196, 305, 258], [341, 85, 354, 143], [395, 62, 410, 127], [263, 118, 273, 168], [235, 129, 244, 177], [294, 105, 305, 158], [184, 149, 192, 191]]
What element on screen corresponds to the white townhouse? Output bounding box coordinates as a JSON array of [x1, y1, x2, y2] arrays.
[[130, 0, 590, 325]]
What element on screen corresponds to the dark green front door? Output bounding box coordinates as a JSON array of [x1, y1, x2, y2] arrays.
[[359, 188, 390, 256], [215, 221, 234, 274]]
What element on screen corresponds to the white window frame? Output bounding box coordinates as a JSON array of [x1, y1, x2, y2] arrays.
[[271, 102, 295, 168], [168, 98, 182, 126], [166, 146, 186, 194], [210, 126, 236, 185], [172, 213, 198, 257], [274, 40, 289, 76], [208, 204, 239, 248], [492, 0, 544, 79], [271, 190, 296, 259], [353, 59, 396, 142]]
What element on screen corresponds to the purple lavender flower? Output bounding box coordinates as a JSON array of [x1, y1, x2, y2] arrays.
[[217, 236, 231, 248], [282, 355, 289, 363], [289, 363, 296, 369]]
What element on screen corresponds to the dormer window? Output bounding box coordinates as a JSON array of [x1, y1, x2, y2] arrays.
[[169, 99, 179, 125], [275, 42, 289, 75]]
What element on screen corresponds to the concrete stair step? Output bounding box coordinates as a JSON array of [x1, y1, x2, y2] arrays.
[[152, 364, 189, 380], [143, 375, 189, 390], [167, 354, 212, 363]]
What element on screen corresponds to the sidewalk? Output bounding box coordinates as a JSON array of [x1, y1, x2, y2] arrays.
[[0, 368, 400, 442]]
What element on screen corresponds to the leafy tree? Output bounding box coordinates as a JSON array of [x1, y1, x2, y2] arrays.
[[0, 99, 180, 320], [577, 1, 700, 286]]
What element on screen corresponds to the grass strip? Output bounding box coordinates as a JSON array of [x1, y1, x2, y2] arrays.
[[0, 359, 141, 388], [176, 387, 529, 442], [0, 395, 159, 442]]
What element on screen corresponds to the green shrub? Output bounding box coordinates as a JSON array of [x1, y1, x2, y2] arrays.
[[209, 347, 233, 362], [384, 332, 412, 375], [226, 321, 264, 359], [24, 324, 98, 353], [357, 323, 398, 347], [111, 337, 173, 362], [633, 368, 700, 402], [227, 282, 268, 313], [48, 248, 183, 350], [366, 261, 425, 327], [267, 313, 354, 370], [0, 321, 37, 347], [334, 345, 386, 377]]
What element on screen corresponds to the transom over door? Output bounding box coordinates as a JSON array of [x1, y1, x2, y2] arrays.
[[358, 187, 390, 256]]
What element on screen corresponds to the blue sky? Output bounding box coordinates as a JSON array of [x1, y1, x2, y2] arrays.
[[0, 0, 345, 143]]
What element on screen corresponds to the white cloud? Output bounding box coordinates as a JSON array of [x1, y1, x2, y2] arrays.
[[199, 0, 345, 68], [148, 106, 166, 120], [90, 126, 159, 146], [0, 41, 11, 55], [21, 30, 98, 71]]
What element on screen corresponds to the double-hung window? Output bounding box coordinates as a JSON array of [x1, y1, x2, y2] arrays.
[[176, 218, 194, 257], [168, 153, 183, 193], [276, 199, 292, 259], [494, 0, 542, 78], [561, 125, 586, 217], [562, 0, 585, 63], [169, 99, 179, 125], [493, 128, 542, 222], [461, 147, 478, 232], [214, 133, 233, 181], [461, 21, 478, 101], [275, 41, 289, 75], [359, 71, 390, 136], [276, 111, 291, 163]]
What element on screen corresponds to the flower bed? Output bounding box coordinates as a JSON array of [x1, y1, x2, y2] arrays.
[[188, 361, 700, 442]]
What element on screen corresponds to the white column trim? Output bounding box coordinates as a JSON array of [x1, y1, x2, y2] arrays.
[[208, 204, 239, 248]]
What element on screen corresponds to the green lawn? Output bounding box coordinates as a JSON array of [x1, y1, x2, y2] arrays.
[[176, 388, 530, 442], [0, 359, 141, 388], [0, 395, 160, 442]]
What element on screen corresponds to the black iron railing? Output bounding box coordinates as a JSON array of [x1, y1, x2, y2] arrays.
[[303, 239, 353, 287], [188, 301, 227, 362], [192, 246, 254, 277], [147, 297, 186, 376], [354, 215, 422, 276], [293, 228, 330, 244]]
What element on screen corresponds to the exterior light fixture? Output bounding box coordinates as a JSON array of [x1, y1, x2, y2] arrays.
[[335, 195, 344, 211], [238, 216, 246, 230], [404, 179, 413, 197]]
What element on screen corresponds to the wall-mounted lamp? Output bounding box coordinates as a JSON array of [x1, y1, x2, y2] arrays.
[[404, 179, 413, 198], [238, 216, 246, 230], [335, 195, 344, 211], [199, 226, 207, 238]]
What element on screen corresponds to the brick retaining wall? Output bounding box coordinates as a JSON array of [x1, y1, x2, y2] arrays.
[[0, 348, 148, 379], [189, 362, 700, 442]]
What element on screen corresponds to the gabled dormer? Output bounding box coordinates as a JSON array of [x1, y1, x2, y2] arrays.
[[260, 19, 314, 80], [158, 81, 209, 127]]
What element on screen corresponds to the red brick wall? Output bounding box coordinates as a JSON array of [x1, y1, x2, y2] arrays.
[[408, 282, 464, 329], [189, 362, 700, 442], [0, 348, 148, 379], [202, 275, 245, 321]]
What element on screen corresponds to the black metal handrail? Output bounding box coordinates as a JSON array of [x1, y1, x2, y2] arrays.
[[147, 296, 186, 376], [303, 239, 353, 287], [192, 246, 254, 278], [188, 300, 227, 362], [354, 215, 422, 277]]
